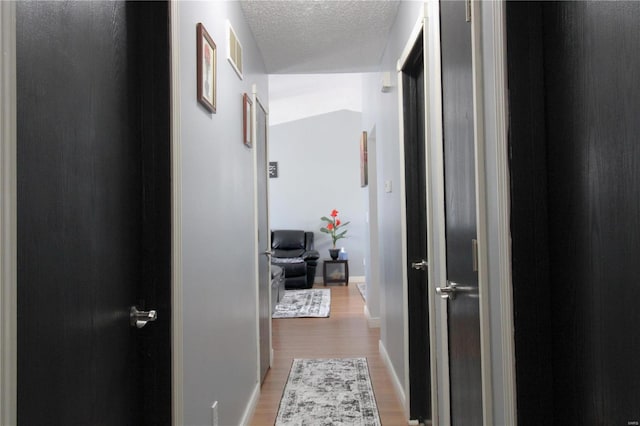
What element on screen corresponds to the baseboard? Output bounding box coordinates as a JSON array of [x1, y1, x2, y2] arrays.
[[313, 275, 366, 284], [239, 382, 260, 426], [364, 305, 380, 328], [379, 339, 407, 411]]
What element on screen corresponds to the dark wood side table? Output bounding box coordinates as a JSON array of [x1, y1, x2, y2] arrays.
[[323, 259, 349, 286]]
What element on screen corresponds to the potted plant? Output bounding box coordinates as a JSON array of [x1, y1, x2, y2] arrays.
[[320, 209, 350, 260]]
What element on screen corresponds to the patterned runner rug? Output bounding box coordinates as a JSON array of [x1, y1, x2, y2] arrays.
[[275, 358, 381, 426], [272, 289, 331, 318]]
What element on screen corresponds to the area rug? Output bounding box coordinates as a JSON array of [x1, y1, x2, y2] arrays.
[[272, 289, 331, 318], [275, 357, 381, 426], [357, 282, 366, 301]]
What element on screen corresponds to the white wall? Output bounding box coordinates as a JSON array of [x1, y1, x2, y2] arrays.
[[269, 73, 362, 126], [269, 109, 367, 276], [177, 2, 268, 425], [361, 1, 426, 401], [268, 73, 367, 277]]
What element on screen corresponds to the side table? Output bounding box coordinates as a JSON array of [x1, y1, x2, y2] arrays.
[[323, 259, 349, 286]]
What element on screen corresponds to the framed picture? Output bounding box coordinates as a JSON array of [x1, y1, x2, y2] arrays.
[[243, 93, 253, 147], [360, 131, 368, 187], [196, 23, 216, 113]]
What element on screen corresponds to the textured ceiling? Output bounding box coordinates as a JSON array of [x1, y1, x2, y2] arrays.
[[240, 0, 401, 74]]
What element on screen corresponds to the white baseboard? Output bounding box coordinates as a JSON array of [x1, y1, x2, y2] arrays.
[[239, 382, 260, 426], [313, 275, 366, 284], [364, 305, 380, 328], [379, 339, 407, 411]]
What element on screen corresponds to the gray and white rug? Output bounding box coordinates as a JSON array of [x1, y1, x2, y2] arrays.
[[276, 357, 381, 426], [272, 289, 331, 318], [357, 282, 366, 301]]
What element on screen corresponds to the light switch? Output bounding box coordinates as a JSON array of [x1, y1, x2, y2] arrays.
[[384, 180, 392, 193]]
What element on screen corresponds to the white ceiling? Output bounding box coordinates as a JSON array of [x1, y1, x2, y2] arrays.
[[239, 0, 401, 74]]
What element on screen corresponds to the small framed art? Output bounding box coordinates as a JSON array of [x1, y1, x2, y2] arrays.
[[360, 131, 368, 187], [196, 23, 216, 113], [243, 93, 253, 147]]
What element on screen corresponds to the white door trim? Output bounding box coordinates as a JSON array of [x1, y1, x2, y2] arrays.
[[469, 2, 495, 425], [0, 3, 17, 425], [396, 5, 442, 423], [424, 1, 450, 424], [484, 1, 517, 423], [252, 84, 272, 383], [169, 2, 185, 424]]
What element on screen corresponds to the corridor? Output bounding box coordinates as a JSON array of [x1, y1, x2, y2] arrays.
[[250, 284, 406, 425]]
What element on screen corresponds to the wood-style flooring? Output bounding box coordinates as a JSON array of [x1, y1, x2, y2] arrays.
[[249, 283, 408, 425]]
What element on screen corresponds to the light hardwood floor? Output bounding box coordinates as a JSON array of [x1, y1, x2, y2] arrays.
[[249, 283, 408, 425]]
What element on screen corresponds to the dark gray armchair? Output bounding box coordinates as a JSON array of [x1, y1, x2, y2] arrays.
[[270, 230, 320, 289]]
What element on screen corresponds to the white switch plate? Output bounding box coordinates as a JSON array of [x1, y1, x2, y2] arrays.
[[384, 180, 392, 193]]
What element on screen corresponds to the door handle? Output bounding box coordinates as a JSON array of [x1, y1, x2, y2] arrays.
[[411, 260, 428, 271], [435, 282, 458, 300], [130, 306, 157, 329], [262, 250, 272, 257]]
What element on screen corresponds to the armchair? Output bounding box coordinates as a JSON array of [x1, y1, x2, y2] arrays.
[[270, 230, 320, 289]]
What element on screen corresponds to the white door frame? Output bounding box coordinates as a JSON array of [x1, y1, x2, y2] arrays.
[[475, 1, 517, 423], [169, 2, 185, 424], [252, 84, 272, 377], [396, 5, 442, 424], [1, 3, 17, 425]]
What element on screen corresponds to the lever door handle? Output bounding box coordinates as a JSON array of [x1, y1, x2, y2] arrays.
[[411, 260, 428, 271], [435, 282, 458, 300], [130, 306, 157, 329], [262, 250, 272, 257]]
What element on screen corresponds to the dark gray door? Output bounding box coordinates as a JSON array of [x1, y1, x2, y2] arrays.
[[440, 1, 482, 424], [256, 97, 271, 383], [402, 31, 431, 423], [507, 2, 640, 424], [16, 2, 171, 424]]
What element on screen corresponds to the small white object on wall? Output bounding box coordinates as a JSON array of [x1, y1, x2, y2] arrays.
[[381, 71, 392, 92], [384, 180, 393, 193]]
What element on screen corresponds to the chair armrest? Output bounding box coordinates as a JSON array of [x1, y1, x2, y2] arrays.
[[302, 250, 320, 261]]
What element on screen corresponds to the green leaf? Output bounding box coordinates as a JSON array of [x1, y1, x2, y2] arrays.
[[320, 228, 330, 234], [320, 216, 333, 223], [335, 230, 348, 238]]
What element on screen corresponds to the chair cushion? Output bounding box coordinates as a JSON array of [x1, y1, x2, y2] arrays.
[[272, 230, 305, 250], [271, 257, 306, 277]]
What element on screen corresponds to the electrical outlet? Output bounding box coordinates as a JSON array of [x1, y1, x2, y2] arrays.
[[211, 401, 219, 426]]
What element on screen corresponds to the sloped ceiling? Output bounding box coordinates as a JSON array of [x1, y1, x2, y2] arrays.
[[240, 0, 401, 74]]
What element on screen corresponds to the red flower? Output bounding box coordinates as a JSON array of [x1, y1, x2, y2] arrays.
[[204, 44, 211, 64], [336, 219, 341, 226], [327, 223, 334, 230], [330, 209, 339, 217]]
